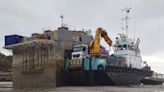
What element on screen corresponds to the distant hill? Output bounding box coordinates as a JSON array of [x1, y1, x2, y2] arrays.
[[0, 52, 12, 72]]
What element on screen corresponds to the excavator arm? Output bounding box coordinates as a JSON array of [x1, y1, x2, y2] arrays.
[[89, 28, 112, 56]]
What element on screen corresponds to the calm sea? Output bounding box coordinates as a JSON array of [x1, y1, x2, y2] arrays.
[[0, 82, 164, 92]]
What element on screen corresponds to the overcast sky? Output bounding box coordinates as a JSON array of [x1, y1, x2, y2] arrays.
[[0, 0, 164, 74]]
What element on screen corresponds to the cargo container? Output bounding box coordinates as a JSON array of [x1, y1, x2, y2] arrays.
[[5, 35, 23, 46]]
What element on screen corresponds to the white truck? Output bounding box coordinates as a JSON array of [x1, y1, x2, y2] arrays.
[[71, 44, 89, 59]]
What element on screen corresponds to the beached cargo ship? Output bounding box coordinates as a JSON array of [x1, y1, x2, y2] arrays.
[[56, 7, 153, 86], [58, 33, 152, 86]]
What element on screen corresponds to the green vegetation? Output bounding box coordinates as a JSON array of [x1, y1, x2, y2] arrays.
[[0, 52, 12, 72]]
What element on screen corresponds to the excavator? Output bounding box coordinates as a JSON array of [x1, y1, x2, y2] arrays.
[[89, 27, 112, 56], [65, 27, 113, 70]]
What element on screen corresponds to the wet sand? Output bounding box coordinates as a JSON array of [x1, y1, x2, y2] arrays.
[[0, 82, 164, 92]]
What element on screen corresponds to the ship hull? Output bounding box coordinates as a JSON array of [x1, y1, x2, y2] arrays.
[[141, 79, 164, 85], [57, 67, 152, 86], [57, 70, 114, 86]]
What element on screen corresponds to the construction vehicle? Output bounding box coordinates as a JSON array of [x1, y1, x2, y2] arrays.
[[71, 27, 112, 59], [65, 27, 112, 70]]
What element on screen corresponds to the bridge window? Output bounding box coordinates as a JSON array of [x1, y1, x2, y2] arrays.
[[114, 45, 124, 51], [123, 45, 127, 50]]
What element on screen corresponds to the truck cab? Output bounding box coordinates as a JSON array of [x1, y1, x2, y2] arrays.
[[72, 44, 89, 59], [64, 44, 88, 70]]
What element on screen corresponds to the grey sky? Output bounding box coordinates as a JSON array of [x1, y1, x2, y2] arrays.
[[0, 0, 164, 73]]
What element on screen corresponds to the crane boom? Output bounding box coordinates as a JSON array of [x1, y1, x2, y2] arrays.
[[89, 28, 112, 56]]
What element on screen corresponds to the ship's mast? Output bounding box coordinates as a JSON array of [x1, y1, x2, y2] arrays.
[[122, 6, 131, 38], [60, 15, 64, 27]]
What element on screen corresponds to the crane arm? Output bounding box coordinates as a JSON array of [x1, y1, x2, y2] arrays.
[[101, 30, 112, 46], [89, 27, 112, 56]]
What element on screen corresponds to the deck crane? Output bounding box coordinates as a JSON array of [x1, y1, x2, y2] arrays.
[[89, 27, 112, 56]]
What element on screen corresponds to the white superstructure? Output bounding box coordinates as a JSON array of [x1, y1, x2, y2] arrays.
[[113, 34, 142, 69]]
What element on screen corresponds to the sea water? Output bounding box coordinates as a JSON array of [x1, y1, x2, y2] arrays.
[[0, 82, 164, 92]]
